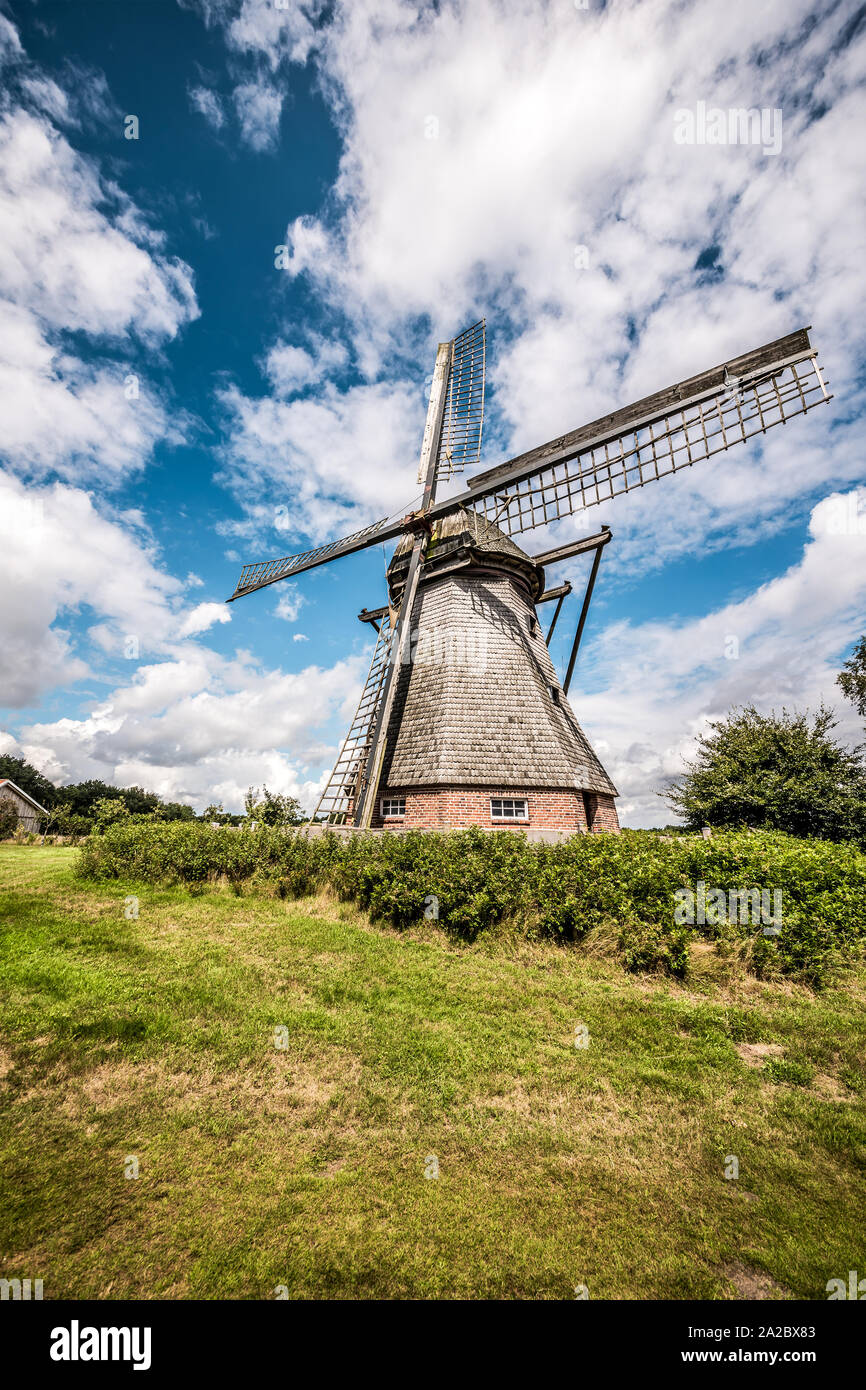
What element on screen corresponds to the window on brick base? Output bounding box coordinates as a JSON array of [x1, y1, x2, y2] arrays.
[[381, 797, 406, 819], [490, 796, 528, 821]]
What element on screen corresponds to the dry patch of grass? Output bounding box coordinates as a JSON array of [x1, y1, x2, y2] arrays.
[[722, 1262, 792, 1300], [735, 1042, 785, 1068]]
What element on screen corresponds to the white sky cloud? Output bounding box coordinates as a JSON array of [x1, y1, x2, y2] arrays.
[[176, 602, 233, 638], [233, 78, 282, 151], [208, 0, 865, 575], [189, 83, 226, 129], [575, 489, 866, 825], [0, 109, 198, 342], [273, 586, 304, 621], [0, 83, 198, 485], [0, 469, 367, 811], [0, 470, 181, 706], [11, 642, 366, 813]]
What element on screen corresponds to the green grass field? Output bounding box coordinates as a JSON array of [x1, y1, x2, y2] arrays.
[[1, 844, 863, 1299]]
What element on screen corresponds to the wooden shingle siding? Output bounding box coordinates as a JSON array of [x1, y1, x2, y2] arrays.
[[379, 511, 618, 799]]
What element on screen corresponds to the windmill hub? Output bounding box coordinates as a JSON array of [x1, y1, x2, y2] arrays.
[[227, 319, 831, 835]]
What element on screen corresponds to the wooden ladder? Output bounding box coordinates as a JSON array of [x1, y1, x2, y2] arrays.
[[309, 614, 394, 825]]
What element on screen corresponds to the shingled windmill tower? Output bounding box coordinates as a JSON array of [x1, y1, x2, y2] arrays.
[[228, 321, 830, 833]]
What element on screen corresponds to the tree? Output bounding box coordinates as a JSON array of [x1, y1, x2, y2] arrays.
[[60, 780, 128, 818], [838, 636, 866, 719], [0, 755, 57, 808], [156, 801, 196, 822], [121, 785, 161, 816], [0, 800, 19, 839], [664, 704, 866, 844], [244, 785, 305, 827], [49, 802, 92, 842], [91, 797, 131, 832]]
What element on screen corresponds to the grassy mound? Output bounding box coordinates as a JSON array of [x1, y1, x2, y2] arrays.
[[76, 824, 866, 985], [1, 845, 864, 1299]]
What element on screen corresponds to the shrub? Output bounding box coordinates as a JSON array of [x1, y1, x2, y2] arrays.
[[0, 801, 19, 840], [620, 920, 691, 977], [75, 823, 866, 985]]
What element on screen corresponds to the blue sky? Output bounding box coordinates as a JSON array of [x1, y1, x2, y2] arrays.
[[0, 0, 864, 823]]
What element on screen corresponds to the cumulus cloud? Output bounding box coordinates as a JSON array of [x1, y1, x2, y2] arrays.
[[20, 75, 72, 124], [0, 471, 182, 706], [0, 469, 368, 811], [0, 12, 23, 61], [0, 109, 197, 343], [11, 645, 366, 814], [573, 490, 866, 825], [216, 376, 423, 542], [196, 0, 865, 581], [0, 15, 365, 817], [176, 602, 233, 638], [0, 35, 198, 485], [0, 301, 180, 483], [264, 336, 349, 397]]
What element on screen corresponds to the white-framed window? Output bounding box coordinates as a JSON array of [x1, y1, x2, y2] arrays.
[[381, 797, 406, 818], [490, 796, 529, 821]]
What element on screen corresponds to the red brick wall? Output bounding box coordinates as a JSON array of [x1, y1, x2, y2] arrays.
[[583, 792, 619, 833], [372, 785, 619, 833]]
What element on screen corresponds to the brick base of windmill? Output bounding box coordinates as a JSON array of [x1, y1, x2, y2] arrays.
[[370, 784, 619, 834]]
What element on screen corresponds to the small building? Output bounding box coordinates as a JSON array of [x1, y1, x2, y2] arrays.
[[0, 779, 48, 834]]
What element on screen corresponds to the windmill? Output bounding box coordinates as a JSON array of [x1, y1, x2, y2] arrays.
[[228, 321, 831, 833]]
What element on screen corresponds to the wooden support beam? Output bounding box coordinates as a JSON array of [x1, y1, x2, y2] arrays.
[[354, 341, 452, 829], [358, 605, 387, 627], [532, 527, 611, 568], [536, 582, 572, 604], [563, 542, 605, 695], [545, 585, 570, 646]]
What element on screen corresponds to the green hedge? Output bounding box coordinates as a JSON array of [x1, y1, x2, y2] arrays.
[[75, 823, 866, 985]]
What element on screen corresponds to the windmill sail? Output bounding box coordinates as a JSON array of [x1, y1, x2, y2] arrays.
[[228, 514, 404, 601], [229, 329, 829, 603], [421, 318, 486, 484], [228, 319, 833, 833], [309, 613, 394, 824], [452, 328, 829, 539]]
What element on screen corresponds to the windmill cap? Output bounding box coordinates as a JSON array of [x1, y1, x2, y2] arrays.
[[388, 506, 544, 601]]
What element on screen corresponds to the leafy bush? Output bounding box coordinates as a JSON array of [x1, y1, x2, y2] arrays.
[[619, 920, 690, 977], [75, 823, 866, 985], [0, 800, 19, 840]]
